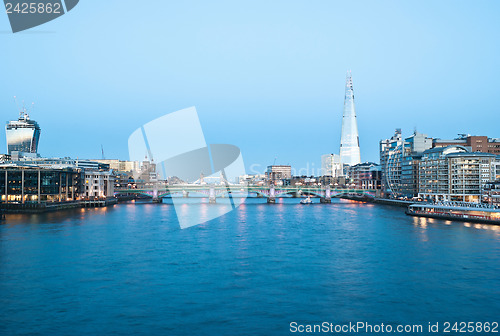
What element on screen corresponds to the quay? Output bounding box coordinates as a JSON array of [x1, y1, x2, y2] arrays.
[[82, 198, 118, 208], [1, 198, 118, 214], [371, 198, 414, 207]]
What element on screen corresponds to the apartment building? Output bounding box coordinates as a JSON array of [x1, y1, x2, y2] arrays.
[[418, 146, 497, 202]]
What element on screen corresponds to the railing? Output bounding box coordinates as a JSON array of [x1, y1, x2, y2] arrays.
[[431, 201, 500, 210]]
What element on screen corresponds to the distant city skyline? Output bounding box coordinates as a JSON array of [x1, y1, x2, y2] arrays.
[[1, 1, 499, 172]]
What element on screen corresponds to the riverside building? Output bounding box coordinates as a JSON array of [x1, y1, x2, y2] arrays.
[[418, 146, 497, 202], [380, 130, 432, 198], [0, 157, 115, 203], [83, 170, 115, 199], [380, 129, 404, 197], [0, 164, 83, 203], [347, 162, 381, 190], [483, 181, 500, 206]]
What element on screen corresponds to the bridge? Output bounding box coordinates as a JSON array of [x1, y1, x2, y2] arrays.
[[115, 184, 376, 204]]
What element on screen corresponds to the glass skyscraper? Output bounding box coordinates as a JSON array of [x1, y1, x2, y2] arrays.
[[339, 71, 361, 166], [5, 110, 41, 155]]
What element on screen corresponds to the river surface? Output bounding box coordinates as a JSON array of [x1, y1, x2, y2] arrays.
[[1, 199, 499, 335]]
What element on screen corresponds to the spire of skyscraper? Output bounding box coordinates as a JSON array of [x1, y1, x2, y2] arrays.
[[339, 70, 361, 166]]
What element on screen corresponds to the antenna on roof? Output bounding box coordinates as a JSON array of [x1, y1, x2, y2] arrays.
[[13, 96, 22, 118], [101, 145, 105, 160]]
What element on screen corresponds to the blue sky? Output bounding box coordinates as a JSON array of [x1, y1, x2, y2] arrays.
[[1, 0, 499, 173]]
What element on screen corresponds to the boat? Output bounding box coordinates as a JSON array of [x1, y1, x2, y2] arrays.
[[300, 196, 313, 204], [406, 202, 500, 225]]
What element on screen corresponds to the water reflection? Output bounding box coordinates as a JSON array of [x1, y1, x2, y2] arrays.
[[409, 214, 500, 237]]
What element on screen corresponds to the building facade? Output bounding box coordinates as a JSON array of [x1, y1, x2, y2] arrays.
[[433, 135, 500, 155], [96, 159, 139, 173], [339, 71, 361, 166], [83, 170, 115, 199], [483, 181, 500, 206], [265, 165, 292, 184], [321, 154, 342, 177], [6, 110, 41, 155], [0, 165, 83, 203], [418, 146, 497, 202], [347, 162, 381, 189], [380, 129, 404, 197], [380, 130, 433, 198]]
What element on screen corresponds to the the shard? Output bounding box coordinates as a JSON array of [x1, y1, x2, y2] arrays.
[[339, 70, 361, 166]]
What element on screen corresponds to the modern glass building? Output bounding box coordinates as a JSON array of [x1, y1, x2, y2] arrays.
[[5, 110, 41, 155], [0, 165, 83, 203], [339, 71, 361, 166], [321, 154, 342, 177], [380, 130, 433, 198]]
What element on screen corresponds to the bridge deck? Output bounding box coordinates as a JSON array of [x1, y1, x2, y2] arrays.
[[115, 185, 376, 198]]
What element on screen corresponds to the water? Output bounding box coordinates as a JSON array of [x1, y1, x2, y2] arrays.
[[1, 199, 499, 336]]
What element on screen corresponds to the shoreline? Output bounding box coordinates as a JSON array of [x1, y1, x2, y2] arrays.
[[0, 198, 118, 214]]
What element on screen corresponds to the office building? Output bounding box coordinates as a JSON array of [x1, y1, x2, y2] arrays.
[[433, 134, 500, 155], [0, 164, 83, 203], [95, 159, 139, 173], [347, 162, 381, 189], [483, 181, 500, 206], [6, 109, 41, 155], [321, 154, 342, 177], [380, 130, 433, 198], [418, 146, 497, 202], [379, 129, 405, 197], [83, 170, 115, 199], [266, 165, 292, 184], [399, 132, 433, 198], [339, 71, 361, 166]]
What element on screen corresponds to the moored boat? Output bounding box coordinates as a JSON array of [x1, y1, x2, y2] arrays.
[[406, 202, 500, 225]]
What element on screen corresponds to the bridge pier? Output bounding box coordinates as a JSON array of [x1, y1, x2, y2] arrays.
[[183, 190, 189, 198], [320, 186, 332, 203], [267, 186, 276, 204], [209, 187, 216, 204], [152, 188, 161, 203]]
